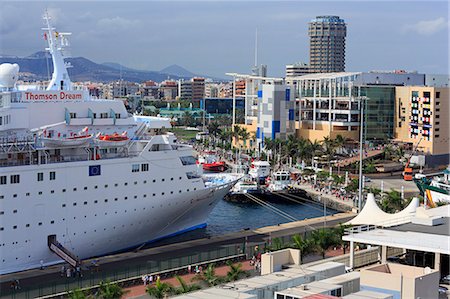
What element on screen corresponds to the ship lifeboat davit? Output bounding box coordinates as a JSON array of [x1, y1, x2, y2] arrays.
[[94, 132, 130, 147]]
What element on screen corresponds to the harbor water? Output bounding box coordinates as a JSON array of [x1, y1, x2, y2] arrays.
[[151, 197, 337, 246]]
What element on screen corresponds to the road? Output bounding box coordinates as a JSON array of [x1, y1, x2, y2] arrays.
[[365, 177, 420, 197]]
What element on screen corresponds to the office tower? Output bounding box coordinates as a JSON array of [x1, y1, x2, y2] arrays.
[[309, 16, 346, 73]]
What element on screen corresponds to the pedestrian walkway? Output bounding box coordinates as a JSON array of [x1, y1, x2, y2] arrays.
[[335, 149, 383, 167], [123, 261, 254, 299], [293, 182, 355, 210]]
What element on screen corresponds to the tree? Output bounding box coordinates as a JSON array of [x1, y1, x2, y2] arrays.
[[195, 264, 223, 287], [239, 127, 250, 149], [146, 277, 174, 299], [181, 111, 195, 127], [308, 140, 322, 167], [226, 262, 249, 282], [271, 237, 285, 251], [311, 228, 339, 259], [98, 281, 128, 299], [333, 223, 351, 254], [232, 125, 242, 146], [291, 234, 315, 263], [380, 189, 404, 213], [174, 275, 201, 294], [68, 288, 89, 299]]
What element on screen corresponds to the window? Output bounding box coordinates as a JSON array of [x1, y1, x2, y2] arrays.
[[69, 112, 77, 118], [50, 172, 56, 180], [141, 163, 149, 172], [0, 176, 6, 185], [180, 156, 197, 165], [132, 164, 140, 173], [10, 175, 20, 184], [436, 91, 440, 98], [37, 173, 44, 181], [100, 112, 108, 119]]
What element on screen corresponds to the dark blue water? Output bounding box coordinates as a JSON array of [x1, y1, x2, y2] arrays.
[[205, 199, 335, 235], [150, 198, 336, 247]]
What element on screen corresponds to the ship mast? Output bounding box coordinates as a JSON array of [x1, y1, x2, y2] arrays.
[[43, 10, 72, 91]]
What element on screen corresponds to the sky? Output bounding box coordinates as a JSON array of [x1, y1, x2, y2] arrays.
[[0, 1, 449, 78]]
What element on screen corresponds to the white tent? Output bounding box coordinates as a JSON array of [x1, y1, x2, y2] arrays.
[[346, 193, 419, 227]]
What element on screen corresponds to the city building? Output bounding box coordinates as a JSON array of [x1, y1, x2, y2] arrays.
[[159, 80, 178, 101], [309, 16, 347, 73], [110, 80, 140, 98], [256, 81, 295, 150], [360, 263, 439, 299], [235, 79, 246, 96], [141, 80, 159, 100], [179, 77, 205, 101], [394, 86, 449, 165], [205, 82, 219, 98], [286, 62, 312, 78], [290, 71, 425, 143], [425, 74, 450, 87], [202, 97, 244, 114]]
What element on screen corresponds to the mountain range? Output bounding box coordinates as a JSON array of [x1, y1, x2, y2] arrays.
[[0, 52, 221, 83]]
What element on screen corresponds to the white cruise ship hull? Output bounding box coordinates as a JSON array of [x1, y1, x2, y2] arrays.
[[0, 152, 238, 275]]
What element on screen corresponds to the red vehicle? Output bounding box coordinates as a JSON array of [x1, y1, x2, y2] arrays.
[[202, 161, 227, 172]]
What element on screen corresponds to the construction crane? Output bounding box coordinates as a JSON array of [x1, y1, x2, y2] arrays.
[[403, 138, 422, 181]]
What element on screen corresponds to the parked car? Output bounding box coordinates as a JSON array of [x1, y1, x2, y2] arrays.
[[440, 274, 450, 285]]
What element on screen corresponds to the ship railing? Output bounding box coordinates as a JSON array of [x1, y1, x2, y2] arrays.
[[0, 151, 141, 167]]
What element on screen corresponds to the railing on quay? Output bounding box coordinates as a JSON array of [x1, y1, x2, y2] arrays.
[[1, 243, 255, 299]]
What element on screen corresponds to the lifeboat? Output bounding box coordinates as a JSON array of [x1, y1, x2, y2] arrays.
[[94, 132, 130, 147], [41, 134, 93, 148]]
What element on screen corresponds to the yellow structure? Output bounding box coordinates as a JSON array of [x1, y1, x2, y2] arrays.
[[394, 86, 449, 156]]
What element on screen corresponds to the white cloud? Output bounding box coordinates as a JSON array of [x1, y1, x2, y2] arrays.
[[403, 17, 448, 35], [97, 17, 140, 31]]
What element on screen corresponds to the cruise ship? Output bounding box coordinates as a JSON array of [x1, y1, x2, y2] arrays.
[[0, 13, 240, 275]]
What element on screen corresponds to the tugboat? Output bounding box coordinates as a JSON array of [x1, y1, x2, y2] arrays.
[[249, 160, 271, 184], [224, 177, 260, 202]]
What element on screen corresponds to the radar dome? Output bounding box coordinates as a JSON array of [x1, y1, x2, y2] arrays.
[[0, 63, 20, 89]]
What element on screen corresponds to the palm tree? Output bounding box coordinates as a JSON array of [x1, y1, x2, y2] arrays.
[[195, 264, 222, 287], [311, 228, 339, 259], [333, 223, 351, 254], [308, 140, 322, 167], [67, 288, 88, 299], [291, 234, 315, 263], [271, 237, 285, 251], [226, 262, 249, 282], [382, 144, 395, 161], [174, 275, 201, 294], [380, 189, 404, 213], [98, 281, 128, 299], [239, 127, 250, 149], [232, 125, 242, 147], [146, 277, 174, 299]]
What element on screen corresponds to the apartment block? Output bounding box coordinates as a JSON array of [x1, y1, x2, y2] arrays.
[[179, 77, 205, 101], [256, 82, 295, 149], [394, 86, 449, 164]]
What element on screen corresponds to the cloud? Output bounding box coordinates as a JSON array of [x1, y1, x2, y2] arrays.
[[403, 17, 448, 35]]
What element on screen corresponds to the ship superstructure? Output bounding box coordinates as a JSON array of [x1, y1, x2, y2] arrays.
[[0, 12, 239, 275]]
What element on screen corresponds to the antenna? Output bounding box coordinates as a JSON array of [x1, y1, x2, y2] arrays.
[[254, 28, 258, 68]]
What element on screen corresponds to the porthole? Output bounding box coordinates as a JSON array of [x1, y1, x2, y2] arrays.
[[171, 178, 174, 181], [73, 188, 77, 191], [13, 194, 17, 198], [134, 181, 137, 185], [50, 190, 54, 194], [62, 189, 66, 193], [38, 222, 42, 226], [162, 179, 165, 182], [179, 177, 182, 180], [152, 179, 156, 183], [162, 192, 165, 196], [114, 198, 118, 201], [13, 225, 17, 229], [134, 195, 137, 199], [170, 191, 174, 194], [124, 182, 128, 186], [124, 197, 128, 200], [143, 180, 147, 184], [104, 199, 108, 203], [152, 194, 156, 197], [38, 191, 42, 195], [73, 203, 77, 206], [104, 184, 108, 188], [84, 187, 88, 190], [13, 210, 17, 213], [26, 193, 30, 196], [114, 183, 118, 187], [143, 194, 147, 198], [26, 224, 30, 227], [94, 200, 98, 204], [84, 201, 87, 205], [62, 204, 66, 207], [50, 220, 54, 224], [94, 185, 98, 189]]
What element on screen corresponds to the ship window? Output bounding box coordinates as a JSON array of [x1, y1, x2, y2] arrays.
[[0, 176, 6, 185], [84, 201, 87, 205], [141, 163, 149, 172], [50, 220, 54, 224], [62, 189, 66, 192], [37, 172, 44, 181], [38, 222, 42, 226], [114, 183, 118, 187], [0, 211, 3, 215], [100, 112, 108, 119], [73, 203, 77, 206], [38, 191, 42, 195], [104, 184, 108, 188], [13, 194, 17, 198], [134, 195, 137, 199], [94, 185, 98, 189], [51, 190, 54, 194], [162, 178, 165, 182], [0, 227, 3, 231], [94, 200, 98, 203], [73, 188, 77, 191], [49, 172, 56, 180], [153, 179, 156, 183], [69, 112, 77, 118], [180, 156, 197, 165], [143, 194, 147, 198], [62, 204, 66, 207], [132, 164, 140, 172], [13, 210, 17, 213], [124, 182, 128, 186], [104, 199, 108, 202], [10, 175, 20, 184], [26, 224, 30, 227], [13, 225, 17, 229], [26, 193, 30, 196], [134, 181, 137, 185], [143, 180, 147, 184], [84, 187, 88, 190]]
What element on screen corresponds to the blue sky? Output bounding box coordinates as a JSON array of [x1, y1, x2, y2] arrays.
[[1, 1, 448, 78]]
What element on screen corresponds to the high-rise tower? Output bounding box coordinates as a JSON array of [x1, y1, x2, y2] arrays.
[[309, 16, 346, 73]]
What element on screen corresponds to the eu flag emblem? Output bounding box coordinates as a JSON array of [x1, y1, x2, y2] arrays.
[[89, 165, 101, 176]]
